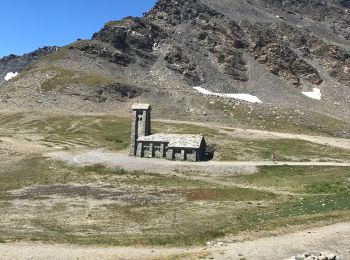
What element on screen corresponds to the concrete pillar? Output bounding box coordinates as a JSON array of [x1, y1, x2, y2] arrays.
[[149, 143, 154, 158], [181, 149, 186, 161], [130, 110, 138, 156], [142, 110, 147, 137], [137, 113, 144, 138], [146, 109, 151, 136], [167, 148, 174, 160], [160, 143, 166, 158], [192, 150, 198, 162], [136, 143, 143, 157]]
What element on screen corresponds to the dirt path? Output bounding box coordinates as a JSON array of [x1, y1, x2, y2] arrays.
[[1, 222, 349, 260], [48, 149, 259, 175], [48, 150, 350, 196], [48, 150, 350, 176], [0, 243, 200, 260], [155, 119, 350, 150]]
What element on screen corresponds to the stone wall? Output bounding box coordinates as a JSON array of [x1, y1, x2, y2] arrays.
[[166, 148, 174, 160], [187, 150, 198, 162], [135, 141, 202, 162], [154, 143, 166, 158]]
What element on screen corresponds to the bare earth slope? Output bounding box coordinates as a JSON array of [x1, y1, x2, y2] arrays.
[[0, 0, 349, 134]]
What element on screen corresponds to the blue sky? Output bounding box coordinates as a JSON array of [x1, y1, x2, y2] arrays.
[[0, 0, 157, 58]]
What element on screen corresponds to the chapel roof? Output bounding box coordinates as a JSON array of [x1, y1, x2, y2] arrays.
[[137, 134, 204, 149], [132, 103, 151, 110]]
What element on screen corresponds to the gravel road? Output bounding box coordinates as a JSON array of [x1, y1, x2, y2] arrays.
[[47, 149, 350, 176]]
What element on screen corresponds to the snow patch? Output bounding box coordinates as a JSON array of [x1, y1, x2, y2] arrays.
[[4, 72, 19, 81], [219, 93, 262, 103], [193, 87, 262, 103], [302, 88, 321, 100], [194, 87, 213, 95]]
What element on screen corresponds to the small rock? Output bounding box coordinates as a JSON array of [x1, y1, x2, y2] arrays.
[[288, 78, 300, 85], [304, 256, 315, 260], [326, 254, 336, 260], [308, 252, 321, 257], [216, 242, 224, 247]]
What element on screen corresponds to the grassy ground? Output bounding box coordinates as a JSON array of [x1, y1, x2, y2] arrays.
[[1, 111, 349, 162], [0, 157, 349, 246], [0, 112, 130, 150], [223, 166, 350, 194], [38, 67, 114, 92], [0, 112, 349, 246], [207, 99, 350, 136], [215, 138, 350, 162], [13, 64, 114, 92], [154, 121, 350, 162]]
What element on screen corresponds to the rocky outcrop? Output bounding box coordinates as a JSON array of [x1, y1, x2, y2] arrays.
[[71, 17, 167, 68], [196, 14, 248, 81], [164, 46, 200, 84], [64, 83, 142, 103], [146, 0, 221, 26], [288, 251, 339, 260], [90, 17, 165, 67], [147, 0, 249, 82], [93, 17, 162, 51], [71, 42, 131, 67], [243, 22, 322, 86], [260, 0, 350, 24], [274, 23, 350, 84]]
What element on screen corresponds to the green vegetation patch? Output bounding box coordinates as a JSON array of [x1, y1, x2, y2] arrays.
[[38, 67, 113, 91], [209, 99, 350, 136], [0, 113, 131, 150], [226, 166, 350, 194], [216, 138, 350, 162], [304, 182, 349, 194], [153, 121, 219, 137], [236, 193, 350, 233], [154, 120, 350, 162], [80, 164, 126, 175], [183, 187, 276, 201]]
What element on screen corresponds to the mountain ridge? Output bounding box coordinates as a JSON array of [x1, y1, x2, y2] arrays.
[[0, 46, 59, 85]]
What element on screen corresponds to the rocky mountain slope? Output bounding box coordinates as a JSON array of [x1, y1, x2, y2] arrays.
[[0, 46, 59, 84], [0, 0, 349, 133]]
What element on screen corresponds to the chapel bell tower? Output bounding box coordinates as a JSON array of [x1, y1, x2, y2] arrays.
[[130, 103, 151, 156]]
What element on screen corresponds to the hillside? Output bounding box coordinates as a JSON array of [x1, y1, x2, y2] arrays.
[[0, 0, 349, 134]]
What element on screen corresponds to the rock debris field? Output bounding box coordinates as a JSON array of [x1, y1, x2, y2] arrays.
[[287, 252, 339, 260]]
